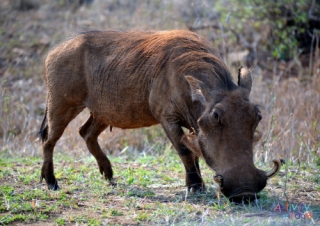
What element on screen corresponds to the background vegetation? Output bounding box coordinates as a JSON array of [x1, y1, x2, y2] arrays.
[[0, 0, 319, 225]]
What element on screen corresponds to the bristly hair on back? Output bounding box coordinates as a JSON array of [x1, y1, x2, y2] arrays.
[[81, 30, 235, 90], [136, 30, 234, 89]]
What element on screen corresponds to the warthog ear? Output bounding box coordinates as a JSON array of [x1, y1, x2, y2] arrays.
[[238, 66, 252, 94], [185, 75, 211, 105], [181, 134, 202, 158]]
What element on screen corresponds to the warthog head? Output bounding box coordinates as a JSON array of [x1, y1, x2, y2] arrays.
[[182, 67, 281, 203]]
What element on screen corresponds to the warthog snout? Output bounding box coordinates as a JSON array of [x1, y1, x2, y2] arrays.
[[229, 193, 260, 204], [213, 159, 281, 203]]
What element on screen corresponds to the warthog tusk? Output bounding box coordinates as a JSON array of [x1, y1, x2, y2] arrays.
[[266, 158, 282, 179], [214, 175, 223, 187]]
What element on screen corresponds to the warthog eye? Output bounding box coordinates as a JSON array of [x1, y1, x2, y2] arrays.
[[212, 111, 221, 124], [213, 111, 219, 120]]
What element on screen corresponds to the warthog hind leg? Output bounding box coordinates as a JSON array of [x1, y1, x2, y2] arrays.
[[41, 105, 84, 190], [79, 114, 114, 185]]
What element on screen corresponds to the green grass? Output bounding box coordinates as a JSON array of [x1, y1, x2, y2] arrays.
[[0, 149, 319, 225]]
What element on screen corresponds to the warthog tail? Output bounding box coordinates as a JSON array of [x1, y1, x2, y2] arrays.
[[39, 106, 48, 142]]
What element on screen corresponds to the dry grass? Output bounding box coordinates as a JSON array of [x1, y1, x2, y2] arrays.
[[252, 69, 320, 163], [1, 0, 319, 161], [0, 0, 319, 224]]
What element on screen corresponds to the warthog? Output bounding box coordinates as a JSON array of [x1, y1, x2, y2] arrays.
[[39, 30, 281, 202]]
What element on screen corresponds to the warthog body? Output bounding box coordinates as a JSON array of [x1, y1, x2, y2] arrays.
[[40, 30, 280, 202]]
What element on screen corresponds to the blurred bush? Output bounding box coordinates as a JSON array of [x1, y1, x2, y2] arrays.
[[195, 0, 320, 61]]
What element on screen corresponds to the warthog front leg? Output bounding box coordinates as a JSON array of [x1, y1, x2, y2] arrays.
[[161, 122, 205, 192], [79, 114, 114, 184]]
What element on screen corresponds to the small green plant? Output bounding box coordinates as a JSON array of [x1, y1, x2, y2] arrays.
[[55, 217, 65, 226], [108, 209, 123, 216], [87, 218, 101, 226], [136, 211, 149, 221]]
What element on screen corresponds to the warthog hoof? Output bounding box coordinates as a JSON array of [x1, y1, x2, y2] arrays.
[[188, 184, 206, 193], [40, 175, 60, 190], [109, 178, 116, 187], [48, 183, 60, 191]]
